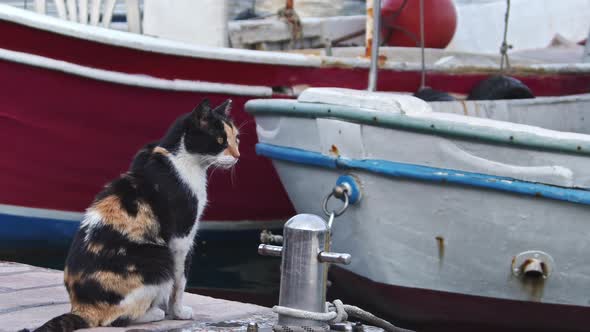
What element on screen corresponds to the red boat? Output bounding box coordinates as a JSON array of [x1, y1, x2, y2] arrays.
[[1, 3, 590, 248]]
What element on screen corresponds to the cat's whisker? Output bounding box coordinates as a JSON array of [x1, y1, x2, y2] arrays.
[[236, 120, 251, 131]]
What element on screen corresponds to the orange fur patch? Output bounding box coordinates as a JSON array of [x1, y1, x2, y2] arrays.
[[90, 270, 143, 295], [67, 269, 148, 326], [72, 302, 125, 327], [223, 123, 240, 158], [153, 146, 170, 156], [86, 242, 104, 255], [91, 196, 162, 244]]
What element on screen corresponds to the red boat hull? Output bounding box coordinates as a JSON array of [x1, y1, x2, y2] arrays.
[[0, 58, 294, 222], [1, 20, 590, 97]]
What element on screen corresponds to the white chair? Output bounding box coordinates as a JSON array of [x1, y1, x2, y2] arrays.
[[34, 0, 141, 33]]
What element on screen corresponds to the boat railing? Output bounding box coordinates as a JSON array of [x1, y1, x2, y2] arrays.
[[33, 0, 141, 33]]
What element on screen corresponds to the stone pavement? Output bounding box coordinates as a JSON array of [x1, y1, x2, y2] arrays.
[[0, 261, 275, 332]]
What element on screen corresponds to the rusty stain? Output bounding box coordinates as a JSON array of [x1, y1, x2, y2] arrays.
[[365, 37, 373, 58], [511, 256, 517, 270], [435, 236, 445, 267], [521, 258, 534, 271], [518, 258, 547, 301], [378, 55, 388, 66], [520, 276, 546, 302], [535, 192, 542, 198], [320, 58, 356, 69], [365, 3, 374, 58], [330, 145, 340, 157]]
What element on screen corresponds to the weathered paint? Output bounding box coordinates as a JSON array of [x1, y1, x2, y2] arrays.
[[250, 97, 590, 328], [255, 143, 590, 206], [246, 98, 590, 155]]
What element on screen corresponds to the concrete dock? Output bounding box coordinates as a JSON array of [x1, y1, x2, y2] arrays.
[[0, 261, 276, 332]]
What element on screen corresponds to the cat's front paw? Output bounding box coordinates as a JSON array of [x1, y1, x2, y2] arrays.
[[172, 305, 193, 320]]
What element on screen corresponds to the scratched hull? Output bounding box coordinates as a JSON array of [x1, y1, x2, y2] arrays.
[[246, 89, 590, 329]]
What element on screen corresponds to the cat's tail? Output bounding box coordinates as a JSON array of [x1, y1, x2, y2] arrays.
[[28, 313, 89, 332]]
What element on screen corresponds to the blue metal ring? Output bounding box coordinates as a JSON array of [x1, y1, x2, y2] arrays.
[[336, 175, 362, 205]]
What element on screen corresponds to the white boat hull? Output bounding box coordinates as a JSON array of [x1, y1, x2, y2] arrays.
[[247, 88, 590, 329]]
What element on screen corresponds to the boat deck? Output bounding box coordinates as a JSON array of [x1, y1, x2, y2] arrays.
[[0, 261, 275, 332]]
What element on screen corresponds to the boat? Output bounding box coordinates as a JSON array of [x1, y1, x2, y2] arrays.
[[245, 88, 590, 330], [2, 2, 590, 242]]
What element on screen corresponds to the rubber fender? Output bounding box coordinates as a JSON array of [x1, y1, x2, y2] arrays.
[[413, 87, 456, 102], [467, 75, 535, 100]]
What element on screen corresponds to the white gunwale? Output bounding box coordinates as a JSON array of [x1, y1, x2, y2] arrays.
[[0, 47, 273, 96]]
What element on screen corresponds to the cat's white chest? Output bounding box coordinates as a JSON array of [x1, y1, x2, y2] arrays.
[[168, 148, 208, 222]]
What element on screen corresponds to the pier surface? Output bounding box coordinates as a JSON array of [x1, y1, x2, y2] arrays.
[[0, 261, 275, 332]]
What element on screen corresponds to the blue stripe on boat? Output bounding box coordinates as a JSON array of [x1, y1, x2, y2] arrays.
[[256, 143, 590, 206], [0, 212, 79, 249], [0, 211, 279, 251]]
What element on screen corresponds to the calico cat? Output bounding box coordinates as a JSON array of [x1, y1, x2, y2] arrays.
[[33, 99, 239, 331]]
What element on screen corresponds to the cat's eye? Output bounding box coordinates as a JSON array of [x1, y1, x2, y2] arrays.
[[217, 137, 224, 144]]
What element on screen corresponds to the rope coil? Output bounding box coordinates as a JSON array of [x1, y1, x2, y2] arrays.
[[272, 300, 414, 332]]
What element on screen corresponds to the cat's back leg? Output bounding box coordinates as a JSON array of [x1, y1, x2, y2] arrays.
[[65, 229, 174, 326]]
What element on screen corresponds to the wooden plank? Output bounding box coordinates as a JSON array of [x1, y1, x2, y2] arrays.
[[102, 0, 116, 28], [34, 0, 46, 14], [78, 0, 88, 24], [54, 0, 68, 20], [125, 0, 141, 33], [2, 261, 274, 331], [89, 0, 101, 26], [66, 0, 78, 21]]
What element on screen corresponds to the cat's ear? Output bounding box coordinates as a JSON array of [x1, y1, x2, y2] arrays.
[[191, 99, 211, 129], [212, 99, 232, 117]]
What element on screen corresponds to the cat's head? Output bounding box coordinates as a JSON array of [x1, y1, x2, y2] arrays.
[[162, 99, 240, 169]]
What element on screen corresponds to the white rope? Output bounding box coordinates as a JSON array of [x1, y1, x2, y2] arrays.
[[272, 300, 414, 332], [272, 305, 337, 322]]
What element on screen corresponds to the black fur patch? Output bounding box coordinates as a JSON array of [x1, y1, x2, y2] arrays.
[[73, 279, 123, 304], [32, 313, 88, 332]]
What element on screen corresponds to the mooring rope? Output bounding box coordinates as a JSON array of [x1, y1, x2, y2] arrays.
[[272, 300, 415, 332], [500, 0, 512, 71]]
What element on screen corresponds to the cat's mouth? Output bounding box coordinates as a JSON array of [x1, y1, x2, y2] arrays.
[[214, 156, 238, 169]]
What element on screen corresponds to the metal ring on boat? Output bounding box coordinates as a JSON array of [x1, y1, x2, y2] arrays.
[[322, 188, 350, 217]]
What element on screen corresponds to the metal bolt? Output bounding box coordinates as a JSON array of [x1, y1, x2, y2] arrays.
[[522, 258, 546, 279], [258, 244, 283, 257], [318, 251, 352, 265]]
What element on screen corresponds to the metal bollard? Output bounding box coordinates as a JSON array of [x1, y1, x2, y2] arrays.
[[259, 214, 352, 329]]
